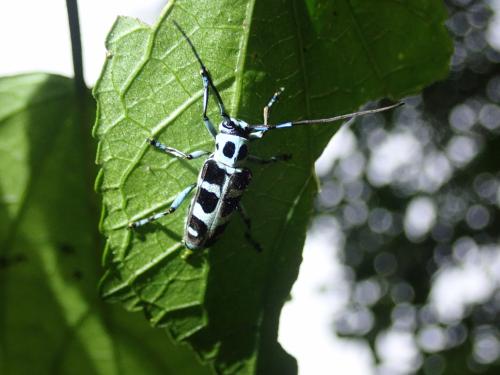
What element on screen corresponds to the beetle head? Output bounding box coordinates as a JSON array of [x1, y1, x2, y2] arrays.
[[219, 118, 251, 138]]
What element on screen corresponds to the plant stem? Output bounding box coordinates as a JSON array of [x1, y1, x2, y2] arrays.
[[66, 0, 86, 94]]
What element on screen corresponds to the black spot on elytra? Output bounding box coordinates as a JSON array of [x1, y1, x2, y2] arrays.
[[231, 169, 252, 190], [221, 197, 240, 217], [223, 142, 236, 158], [206, 223, 229, 246], [203, 160, 226, 186], [237, 144, 248, 160], [198, 188, 218, 213], [214, 222, 228, 237], [188, 215, 208, 238]]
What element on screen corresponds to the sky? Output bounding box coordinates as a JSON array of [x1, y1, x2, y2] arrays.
[[2, 1, 500, 374]]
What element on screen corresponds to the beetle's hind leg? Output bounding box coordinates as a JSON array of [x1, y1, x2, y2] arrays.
[[146, 138, 210, 160], [128, 184, 196, 229], [237, 203, 262, 252]]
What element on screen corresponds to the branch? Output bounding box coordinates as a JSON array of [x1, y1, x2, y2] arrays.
[[66, 0, 85, 95]]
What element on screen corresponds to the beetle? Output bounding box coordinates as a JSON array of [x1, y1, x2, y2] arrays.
[[128, 21, 402, 257]]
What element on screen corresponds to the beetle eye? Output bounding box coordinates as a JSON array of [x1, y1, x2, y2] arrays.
[[223, 121, 234, 129]]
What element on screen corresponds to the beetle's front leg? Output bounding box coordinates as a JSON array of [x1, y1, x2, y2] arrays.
[[200, 69, 220, 139], [146, 138, 210, 160], [263, 87, 285, 125]]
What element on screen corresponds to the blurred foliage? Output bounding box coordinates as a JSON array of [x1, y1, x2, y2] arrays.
[[0, 74, 210, 374], [317, 0, 500, 373]]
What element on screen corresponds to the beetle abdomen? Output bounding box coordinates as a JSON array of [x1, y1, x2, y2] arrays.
[[184, 158, 251, 250]]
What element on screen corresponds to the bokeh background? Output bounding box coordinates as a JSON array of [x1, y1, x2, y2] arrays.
[[280, 0, 500, 373], [1, 0, 499, 374]]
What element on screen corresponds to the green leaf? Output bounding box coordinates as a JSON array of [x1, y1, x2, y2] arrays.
[[0, 73, 209, 375], [93, 0, 452, 373]]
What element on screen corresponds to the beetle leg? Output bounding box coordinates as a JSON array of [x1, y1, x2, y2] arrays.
[[128, 184, 196, 229], [247, 154, 292, 164], [237, 203, 262, 252], [200, 69, 221, 139], [146, 138, 210, 160], [263, 87, 284, 125]]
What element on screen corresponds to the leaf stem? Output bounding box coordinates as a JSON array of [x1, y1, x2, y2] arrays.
[[66, 0, 86, 95]]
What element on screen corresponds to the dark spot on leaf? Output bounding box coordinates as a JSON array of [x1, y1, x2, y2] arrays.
[[0, 253, 27, 269], [59, 243, 75, 255]]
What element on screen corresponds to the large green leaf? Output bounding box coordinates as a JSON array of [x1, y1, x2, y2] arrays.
[[0, 73, 209, 375], [93, 0, 452, 373]]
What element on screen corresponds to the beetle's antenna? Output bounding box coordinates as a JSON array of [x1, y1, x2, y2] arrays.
[[172, 20, 206, 70], [172, 20, 229, 120], [250, 102, 403, 132], [292, 102, 403, 126]]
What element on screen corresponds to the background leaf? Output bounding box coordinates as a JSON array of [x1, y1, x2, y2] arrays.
[[93, 0, 452, 373], [0, 73, 209, 374]]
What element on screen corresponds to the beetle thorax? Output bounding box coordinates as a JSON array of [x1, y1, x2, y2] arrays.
[[214, 133, 249, 167]]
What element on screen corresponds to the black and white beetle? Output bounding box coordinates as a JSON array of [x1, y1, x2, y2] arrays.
[[128, 21, 402, 257]]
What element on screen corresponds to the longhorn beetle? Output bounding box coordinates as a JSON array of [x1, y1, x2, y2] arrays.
[[128, 21, 402, 258]]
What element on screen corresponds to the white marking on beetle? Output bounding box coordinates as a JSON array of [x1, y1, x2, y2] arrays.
[[187, 226, 199, 237], [200, 181, 222, 197]]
